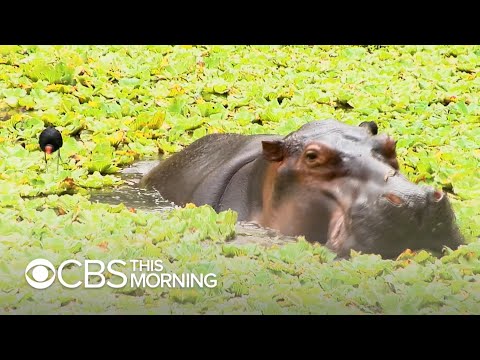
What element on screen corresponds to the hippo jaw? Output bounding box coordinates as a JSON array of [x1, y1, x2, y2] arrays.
[[267, 173, 464, 260], [336, 181, 465, 259], [259, 119, 464, 259], [325, 191, 464, 259]]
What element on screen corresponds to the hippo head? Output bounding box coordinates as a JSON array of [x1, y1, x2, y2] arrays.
[[260, 119, 464, 259]]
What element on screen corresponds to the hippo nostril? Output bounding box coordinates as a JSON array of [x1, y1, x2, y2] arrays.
[[383, 193, 404, 206], [432, 189, 444, 202]]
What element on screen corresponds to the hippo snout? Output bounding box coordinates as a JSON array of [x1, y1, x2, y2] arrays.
[[378, 182, 451, 220], [382, 187, 445, 207], [347, 181, 464, 259]]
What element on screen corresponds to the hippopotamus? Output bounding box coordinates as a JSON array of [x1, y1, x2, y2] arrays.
[[141, 119, 464, 258]]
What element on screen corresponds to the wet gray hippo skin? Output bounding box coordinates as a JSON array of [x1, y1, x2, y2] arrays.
[[141, 119, 464, 258]]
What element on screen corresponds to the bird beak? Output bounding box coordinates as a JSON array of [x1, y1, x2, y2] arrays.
[[45, 145, 53, 155]]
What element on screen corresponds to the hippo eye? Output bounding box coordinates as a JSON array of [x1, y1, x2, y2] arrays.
[[304, 144, 339, 167], [305, 151, 318, 161]]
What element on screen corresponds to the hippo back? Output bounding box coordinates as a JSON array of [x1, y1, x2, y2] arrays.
[[141, 133, 280, 210]]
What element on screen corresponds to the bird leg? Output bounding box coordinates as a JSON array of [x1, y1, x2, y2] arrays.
[[57, 150, 61, 173]]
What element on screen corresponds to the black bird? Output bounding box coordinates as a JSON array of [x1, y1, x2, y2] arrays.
[[39, 126, 63, 171]]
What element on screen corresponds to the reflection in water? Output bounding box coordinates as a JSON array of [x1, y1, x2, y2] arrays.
[[89, 160, 297, 247]]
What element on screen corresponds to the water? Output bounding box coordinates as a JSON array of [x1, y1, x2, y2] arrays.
[[89, 160, 176, 212], [89, 160, 297, 247]]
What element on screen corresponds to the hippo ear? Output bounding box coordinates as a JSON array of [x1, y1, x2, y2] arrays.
[[359, 121, 378, 135], [262, 140, 284, 162]]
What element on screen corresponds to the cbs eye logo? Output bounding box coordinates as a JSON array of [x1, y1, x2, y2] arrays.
[[25, 259, 56, 289]]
